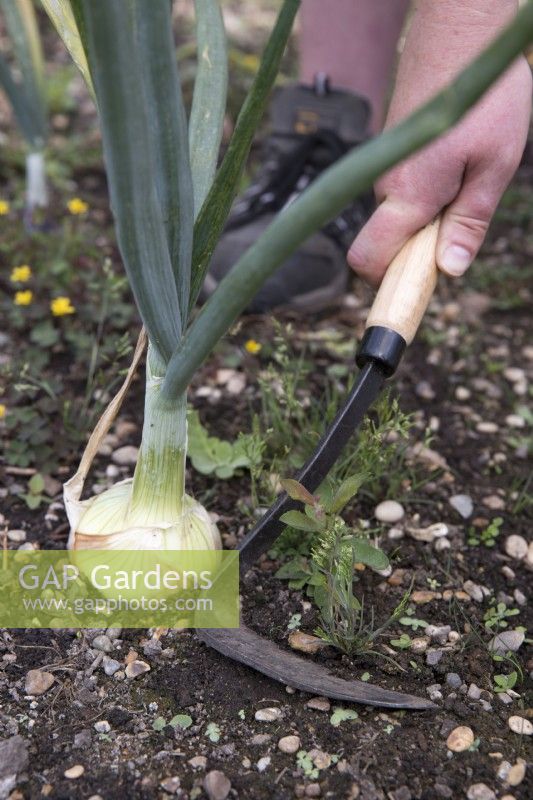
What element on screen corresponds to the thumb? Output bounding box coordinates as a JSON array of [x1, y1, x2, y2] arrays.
[[437, 177, 500, 277], [347, 196, 436, 287]]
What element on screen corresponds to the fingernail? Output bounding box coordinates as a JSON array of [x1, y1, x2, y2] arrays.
[[440, 245, 471, 276]]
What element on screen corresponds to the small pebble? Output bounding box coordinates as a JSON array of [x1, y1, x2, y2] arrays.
[[250, 734, 271, 746], [505, 414, 525, 428], [476, 421, 498, 434], [427, 684, 443, 702], [256, 756, 271, 773], [125, 660, 150, 679], [160, 776, 180, 794], [94, 720, 111, 734], [466, 784, 496, 800], [449, 494, 473, 519], [102, 656, 121, 676], [415, 380, 435, 401], [111, 445, 139, 466], [503, 367, 525, 383], [255, 707, 283, 722], [467, 684, 481, 701], [64, 765, 85, 780], [25, 669, 54, 696], [92, 634, 112, 653], [375, 500, 404, 523], [288, 631, 330, 654], [508, 716, 533, 735], [306, 697, 330, 712], [7, 529, 26, 543], [507, 762, 526, 787], [445, 673, 462, 689], [204, 770, 231, 800], [463, 580, 484, 602], [410, 637, 429, 654], [426, 625, 451, 644], [412, 590, 441, 604], [305, 784, 321, 798], [446, 726, 474, 752], [188, 756, 207, 769], [489, 630, 525, 654], [426, 650, 443, 667], [407, 523, 449, 542], [504, 535, 528, 560], [278, 735, 301, 754], [483, 495, 505, 510]]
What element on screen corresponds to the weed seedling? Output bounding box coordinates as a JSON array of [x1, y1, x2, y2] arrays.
[[483, 602, 520, 630], [467, 517, 503, 547]]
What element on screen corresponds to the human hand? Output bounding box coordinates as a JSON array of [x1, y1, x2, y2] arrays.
[[348, 0, 532, 287]]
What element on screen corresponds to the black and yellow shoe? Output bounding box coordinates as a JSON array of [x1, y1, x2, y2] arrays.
[[203, 77, 373, 313]]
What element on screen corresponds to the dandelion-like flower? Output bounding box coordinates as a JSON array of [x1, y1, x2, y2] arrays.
[[244, 339, 262, 355], [67, 197, 89, 215], [14, 290, 33, 306], [10, 265, 32, 283], [0, 404, 6, 419], [0, 200, 10, 215], [51, 296, 75, 316]]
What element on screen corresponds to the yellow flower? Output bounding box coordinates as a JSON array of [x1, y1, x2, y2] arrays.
[[0, 404, 6, 419], [14, 290, 33, 306], [244, 339, 262, 355], [51, 296, 75, 316], [0, 200, 10, 215], [67, 197, 88, 215], [10, 264, 32, 283]]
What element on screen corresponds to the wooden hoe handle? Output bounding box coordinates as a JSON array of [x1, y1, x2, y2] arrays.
[[366, 217, 440, 345]]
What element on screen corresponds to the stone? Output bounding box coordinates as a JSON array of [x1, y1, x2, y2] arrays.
[[466, 785, 496, 800], [125, 660, 150, 679], [407, 523, 449, 542], [449, 494, 473, 519], [455, 387, 471, 401], [426, 625, 451, 644], [375, 500, 404, 523], [255, 707, 283, 722], [476, 422, 498, 434], [111, 445, 139, 466], [446, 725, 474, 752], [415, 381, 435, 401], [503, 367, 525, 383], [445, 673, 462, 689], [467, 683, 481, 701], [188, 756, 207, 769], [504, 535, 528, 560], [160, 776, 180, 794], [410, 637, 429, 654], [250, 734, 271, 746], [92, 634, 113, 653], [102, 656, 121, 676], [73, 730, 91, 748], [288, 631, 330, 655], [305, 785, 321, 798], [278, 735, 301, 754], [306, 696, 330, 712], [390, 788, 411, 800], [94, 720, 111, 734], [412, 590, 441, 604], [426, 650, 443, 667], [25, 669, 54, 696], [497, 761, 511, 781], [256, 756, 271, 773], [496, 692, 513, 705], [508, 716, 533, 735], [435, 538, 451, 552], [204, 770, 231, 800], [505, 414, 525, 428], [64, 765, 85, 779], [483, 495, 505, 510], [463, 581, 484, 602], [7, 529, 26, 543], [527, 541, 533, 569], [489, 630, 525, 654], [427, 684, 443, 702], [507, 762, 526, 786], [0, 736, 28, 780]]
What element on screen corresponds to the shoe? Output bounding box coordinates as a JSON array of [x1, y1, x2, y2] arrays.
[[202, 75, 374, 313]]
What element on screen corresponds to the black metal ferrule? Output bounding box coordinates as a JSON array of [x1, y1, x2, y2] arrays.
[[356, 326, 406, 377]]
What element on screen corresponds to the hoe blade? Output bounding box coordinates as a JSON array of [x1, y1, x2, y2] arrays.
[[198, 626, 436, 710]]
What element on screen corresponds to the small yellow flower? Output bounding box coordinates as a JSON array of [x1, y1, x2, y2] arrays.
[[67, 197, 89, 215], [0, 200, 10, 215], [10, 264, 32, 283], [244, 339, 262, 355], [0, 404, 6, 419], [51, 296, 75, 316], [14, 290, 33, 306]]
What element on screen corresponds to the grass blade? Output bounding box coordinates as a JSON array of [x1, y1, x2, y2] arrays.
[[0, 0, 47, 147], [189, 0, 300, 309], [80, 0, 185, 363], [40, 0, 94, 99], [189, 0, 228, 216], [162, 0, 533, 398]]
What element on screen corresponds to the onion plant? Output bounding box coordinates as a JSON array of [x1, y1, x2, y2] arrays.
[[0, 0, 48, 212], [43, 0, 533, 552]]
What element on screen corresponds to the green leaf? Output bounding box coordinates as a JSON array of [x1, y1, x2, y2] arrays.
[[330, 707, 358, 727], [28, 473, 45, 494], [279, 478, 316, 506], [390, 633, 411, 649], [29, 321, 59, 347], [329, 474, 364, 513], [162, 1, 533, 397], [205, 722, 221, 742], [169, 713, 193, 729], [189, 0, 228, 215], [189, 0, 300, 309], [0, 0, 47, 146], [152, 716, 167, 731], [351, 539, 389, 571], [79, 0, 192, 363], [41, 0, 94, 97], [280, 511, 320, 532]]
